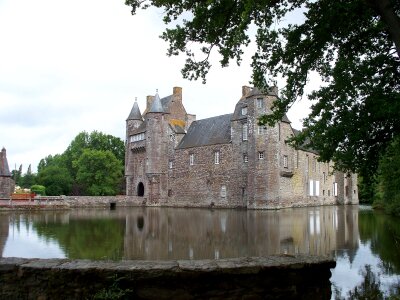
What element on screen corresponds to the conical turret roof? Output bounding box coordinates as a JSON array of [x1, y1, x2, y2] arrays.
[[0, 148, 11, 177], [127, 98, 143, 121], [149, 90, 165, 113]]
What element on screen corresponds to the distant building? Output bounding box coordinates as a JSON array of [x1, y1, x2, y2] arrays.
[[125, 86, 358, 209], [0, 148, 15, 199]]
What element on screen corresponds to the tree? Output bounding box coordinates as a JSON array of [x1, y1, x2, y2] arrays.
[[37, 165, 73, 196], [376, 137, 400, 216], [36, 154, 73, 196], [126, 0, 400, 180], [63, 131, 125, 178], [74, 149, 123, 196], [20, 164, 36, 189]]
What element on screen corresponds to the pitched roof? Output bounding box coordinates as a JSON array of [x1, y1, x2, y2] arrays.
[[127, 99, 143, 121], [177, 114, 232, 149], [0, 148, 11, 177]]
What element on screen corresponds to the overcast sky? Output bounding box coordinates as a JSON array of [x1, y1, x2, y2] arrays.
[[0, 0, 315, 173]]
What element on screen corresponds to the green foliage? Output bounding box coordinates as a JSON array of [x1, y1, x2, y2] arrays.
[[64, 131, 125, 178], [92, 276, 133, 300], [37, 165, 73, 196], [74, 149, 123, 196], [126, 0, 400, 178], [30, 185, 46, 195], [36, 131, 125, 196], [33, 217, 125, 260], [358, 210, 400, 274], [376, 137, 400, 216]]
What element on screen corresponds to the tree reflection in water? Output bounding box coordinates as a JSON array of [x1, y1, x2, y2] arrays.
[[1, 206, 400, 298], [333, 264, 400, 300]]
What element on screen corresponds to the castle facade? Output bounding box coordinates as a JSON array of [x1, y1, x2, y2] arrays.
[[125, 86, 358, 209]]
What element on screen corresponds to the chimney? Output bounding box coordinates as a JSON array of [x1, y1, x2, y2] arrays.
[[146, 95, 155, 111], [173, 86, 182, 103], [242, 86, 251, 97]]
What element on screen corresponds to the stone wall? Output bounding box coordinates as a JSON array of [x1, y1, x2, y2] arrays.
[[0, 255, 335, 300]]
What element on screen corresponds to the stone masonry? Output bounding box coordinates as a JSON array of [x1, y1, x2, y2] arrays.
[[125, 86, 358, 208], [0, 148, 14, 199]]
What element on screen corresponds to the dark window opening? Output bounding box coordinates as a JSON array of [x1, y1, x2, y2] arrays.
[[137, 182, 145, 197]]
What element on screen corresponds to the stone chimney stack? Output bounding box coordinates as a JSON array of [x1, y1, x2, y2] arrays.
[[173, 86, 182, 103], [146, 95, 155, 111], [242, 86, 251, 98]]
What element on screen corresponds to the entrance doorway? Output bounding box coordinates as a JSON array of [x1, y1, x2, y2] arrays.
[[137, 182, 144, 197]]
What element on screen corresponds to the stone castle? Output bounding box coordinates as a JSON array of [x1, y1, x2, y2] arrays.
[[0, 148, 15, 199], [125, 86, 358, 209]]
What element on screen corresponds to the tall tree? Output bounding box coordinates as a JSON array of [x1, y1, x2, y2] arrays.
[[126, 0, 400, 179], [74, 149, 123, 196]]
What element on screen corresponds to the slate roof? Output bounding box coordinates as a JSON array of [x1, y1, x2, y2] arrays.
[[177, 114, 232, 149], [149, 92, 165, 113], [0, 148, 11, 177], [127, 99, 143, 121]]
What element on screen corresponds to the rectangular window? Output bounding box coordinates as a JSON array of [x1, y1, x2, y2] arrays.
[[257, 125, 265, 135], [323, 172, 326, 183], [220, 185, 227, 198], [258, 151, 264, 160], [130, 132, 145, 142], [333, 182, 338, 196], [214, 151, 220, 164], [309, 180, 314, 196], [241, 107, 247, 115], [283, 155, 288, 168], [257, 98, 263, 108], [242, 123, 248, 141], [189, 153, 194, 166], [243, 154, 248, 163], [315, 180, 320, 196], [169, 160, 173, 169]]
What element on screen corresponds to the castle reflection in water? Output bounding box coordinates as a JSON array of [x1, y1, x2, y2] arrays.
[[0, 205, 359, 260]]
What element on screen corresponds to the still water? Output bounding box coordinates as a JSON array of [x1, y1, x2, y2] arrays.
[[0, 205, 399, 298]]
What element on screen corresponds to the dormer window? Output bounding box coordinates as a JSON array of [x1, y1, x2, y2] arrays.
[[241, 107, 247, 115]]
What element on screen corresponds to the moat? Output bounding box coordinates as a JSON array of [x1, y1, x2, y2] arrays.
[[0, 205, 399, 298]]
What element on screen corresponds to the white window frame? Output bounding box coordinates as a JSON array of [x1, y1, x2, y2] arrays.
[[256, 98, 263, 108], [241, 107, 247, 115], [333, 182, 338, 196], [283, 155, 288, 168], [242, 123, 248, 141], [258, 151, 264, 160], [309, 180, 314, 196], [220, 185, 227, 197], [130, 132, 145, 142], [243, 154, 248, 163], [214, 151, 220, 165], [189, 153, 194, 166]]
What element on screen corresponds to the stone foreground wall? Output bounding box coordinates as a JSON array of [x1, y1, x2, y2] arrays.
[[0, 255, 335, 300]]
